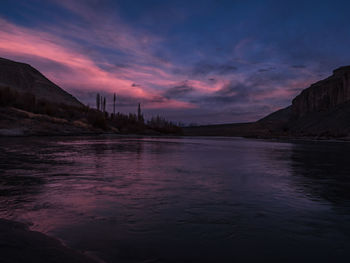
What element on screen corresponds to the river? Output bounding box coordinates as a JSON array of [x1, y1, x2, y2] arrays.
[[1, 136, 350, 262]]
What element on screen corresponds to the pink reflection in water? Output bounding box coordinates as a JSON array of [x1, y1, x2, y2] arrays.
[[1, 137, 348, 262]]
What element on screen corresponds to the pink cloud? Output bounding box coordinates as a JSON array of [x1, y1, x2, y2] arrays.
[[0, 0, 241, 113], [0, 8, 316, 122], [0, 18, 202, 109]]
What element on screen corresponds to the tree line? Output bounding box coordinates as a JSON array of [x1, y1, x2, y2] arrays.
[[0, 86, 183, 134], [94, 93, 182, 134]]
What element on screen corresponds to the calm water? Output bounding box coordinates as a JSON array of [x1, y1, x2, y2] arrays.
[[1, 136, 350, 262]]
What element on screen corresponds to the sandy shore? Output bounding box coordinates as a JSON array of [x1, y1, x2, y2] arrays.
[[0, 219, 99, 263]]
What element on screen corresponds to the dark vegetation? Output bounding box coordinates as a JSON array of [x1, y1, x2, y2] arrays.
[[147, 116, 183, 134], [0, 86, 182, 135]]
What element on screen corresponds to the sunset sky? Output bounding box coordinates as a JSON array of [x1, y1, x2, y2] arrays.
[[1, 0, 350, 124]]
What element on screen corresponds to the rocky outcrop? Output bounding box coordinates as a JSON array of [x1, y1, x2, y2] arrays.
[[185, 65, 350, 139], [0, 57, 82, 107], [292, 66, 350, 117]]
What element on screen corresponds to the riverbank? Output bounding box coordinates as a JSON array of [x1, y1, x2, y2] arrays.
[[0, 219, 100, 263], [183, 123, 350, 142], [0, 106, 182, 137]]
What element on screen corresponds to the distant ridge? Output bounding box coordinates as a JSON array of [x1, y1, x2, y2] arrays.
[[0, 57, 82, 107], [292, 66, 350, 117], [185, 65, 350, 138], [0, 57, 184, 137]]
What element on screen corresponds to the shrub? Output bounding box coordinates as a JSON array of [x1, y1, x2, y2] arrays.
[[87, 110, 107, 130]]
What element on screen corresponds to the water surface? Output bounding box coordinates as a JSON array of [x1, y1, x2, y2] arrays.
[[1, 136, 350, 262]]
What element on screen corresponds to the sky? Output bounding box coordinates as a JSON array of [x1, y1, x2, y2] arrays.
[[1, 0, 350, 124]]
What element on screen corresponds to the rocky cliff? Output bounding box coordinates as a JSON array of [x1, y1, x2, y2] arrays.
[[292, 66, 350, 117], [185, 65, 350, 139], [0, 57, 82, 107]]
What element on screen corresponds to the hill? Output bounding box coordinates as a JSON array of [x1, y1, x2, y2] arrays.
[[0, 57, 182, 136], [0, 57, 82, 107], [184, 66, 350, 139]]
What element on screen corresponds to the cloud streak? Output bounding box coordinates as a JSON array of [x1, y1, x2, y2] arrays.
[[0, 17, 198, 111], [1, 0, 348, 124]]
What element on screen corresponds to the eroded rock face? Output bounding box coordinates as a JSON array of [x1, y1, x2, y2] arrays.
[[0, 57, 83, 107], [292, 66, 350, 117]]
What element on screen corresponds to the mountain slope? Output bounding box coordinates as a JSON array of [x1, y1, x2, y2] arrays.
[[292, 66, 350, 117], [0, 57, 181, 136], [185, 66, 350, 138], [0, 57, 82, 107], [0, 58, 100, 136]]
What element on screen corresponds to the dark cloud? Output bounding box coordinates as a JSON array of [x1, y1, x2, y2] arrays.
[[258, 69, 270, 73], [191, 61, 238, 76], [3, 0, 350, 124], [163, 84, 194, 99], [215, 83, 250, 102], [115, 94, 173, 106], [249, 69, 297, 87], [152, 50, 171, 64], [291, 64, 306, 69], [258, 67, 275, 73], [149, 95, 168, 103], [193, 82, 251, 105]]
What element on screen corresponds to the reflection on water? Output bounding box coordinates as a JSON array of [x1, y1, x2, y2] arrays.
[[1, 136, 350, 262], [291, 142, 350, 204]]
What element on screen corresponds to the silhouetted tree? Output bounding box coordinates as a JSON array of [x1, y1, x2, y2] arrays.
[[103, 97, 106, 113], [0, 86, 182, 135], [113, 93, 116, 116], [137, 103, 144, 123], [147, 115, 182, 134], [87, 110, 107, 130], [96, 93, 100, 111]]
